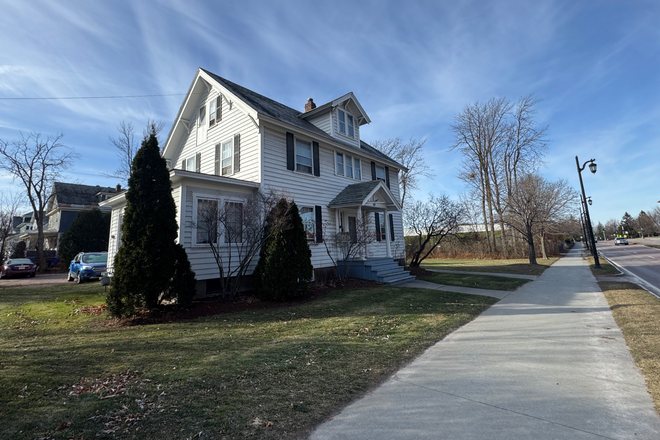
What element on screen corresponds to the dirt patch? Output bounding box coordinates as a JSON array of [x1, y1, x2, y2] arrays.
[[107, 278, 383, 327], [0, 272, 69, 288], [407, 266, 434, 277]]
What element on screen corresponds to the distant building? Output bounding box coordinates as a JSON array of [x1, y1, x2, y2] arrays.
[[19, 182, 120, 252]]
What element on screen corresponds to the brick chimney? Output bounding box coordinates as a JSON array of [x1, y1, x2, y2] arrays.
[[305, 98, 316, 112], [116, 184, 121, 192]]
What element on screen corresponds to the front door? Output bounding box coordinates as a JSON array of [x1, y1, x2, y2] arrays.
[[348, 216, 357, 243]]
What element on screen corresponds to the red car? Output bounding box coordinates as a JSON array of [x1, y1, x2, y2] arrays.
[[0, 258, 37, 279]]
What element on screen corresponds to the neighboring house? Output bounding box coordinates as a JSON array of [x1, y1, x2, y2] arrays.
[[101, 68, 409, 294], [20, 182, 120, 252]]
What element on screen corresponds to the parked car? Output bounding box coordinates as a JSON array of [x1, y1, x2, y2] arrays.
[[0, 258, 37, 279], [68, 252, 108, 284], [614, 237, 629, 246]]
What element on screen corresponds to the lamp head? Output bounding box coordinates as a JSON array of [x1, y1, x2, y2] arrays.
[[588, 161, 597, 174], [587, 197, 593, 206]]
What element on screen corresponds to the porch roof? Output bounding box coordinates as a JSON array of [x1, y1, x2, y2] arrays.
[[328, 180, 400, 211]]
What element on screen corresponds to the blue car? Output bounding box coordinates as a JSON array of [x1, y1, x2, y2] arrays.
[[68, 252, 108, 284]]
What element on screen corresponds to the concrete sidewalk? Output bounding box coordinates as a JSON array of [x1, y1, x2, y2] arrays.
[[426, 269, 538, 280], [311, 246, 660, 439]]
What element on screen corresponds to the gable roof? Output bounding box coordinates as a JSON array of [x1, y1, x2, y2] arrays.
[[192, 69, 405, 171], [328, 180, 401, 211], [52, 182, 118, 206]]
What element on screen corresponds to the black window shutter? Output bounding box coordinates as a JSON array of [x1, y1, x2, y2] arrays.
[[385, 166, 390, 188], [375, 212, 381, 241], [371, 161, 376, 180], [181, 160, 186, 170], [286, 132, 295, 171], [315, 206, 323, 243], [234, 133, 241, 173], [214, 144, 220, 175], [313, 141, 320, 176], [195, 153, 201, 173], [217, 96, 222, 122], [389, 214, 395, 241]]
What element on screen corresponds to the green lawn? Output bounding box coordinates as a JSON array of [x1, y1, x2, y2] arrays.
[[420, 257, 557, 276], [0, 281, 496, 439], [420, 272, 531, 291]]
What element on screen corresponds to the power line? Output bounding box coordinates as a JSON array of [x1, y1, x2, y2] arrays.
[[0, 93, 189, 101]]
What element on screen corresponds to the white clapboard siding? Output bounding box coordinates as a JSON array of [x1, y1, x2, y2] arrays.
[[173, 88, 260, 184], [261, 124, 403, 269], [331, 108, 361, 149], [306, 112, 332, 135]]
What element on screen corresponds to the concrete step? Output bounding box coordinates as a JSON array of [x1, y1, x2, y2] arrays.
[[380, 272, 416, 285]]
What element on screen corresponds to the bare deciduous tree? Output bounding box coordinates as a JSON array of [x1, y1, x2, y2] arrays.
[[321, 217, 377, 279], [194, 190, 280, 297], [503, 174, 576, 265], [0, 132, 78, 270], [405, 194, 464, 267], [371, 138, 433, 208], [105, 120, 165, 185], [452, 96, 547, 257], [0, 192, 24, 261]]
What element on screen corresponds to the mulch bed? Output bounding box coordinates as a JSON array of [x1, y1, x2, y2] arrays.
[[106, 278, 382, 327]]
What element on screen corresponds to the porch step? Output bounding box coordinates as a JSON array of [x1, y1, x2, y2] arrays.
[[337, 258, 415, 285]]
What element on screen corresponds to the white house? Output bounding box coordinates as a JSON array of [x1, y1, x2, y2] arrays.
[[101, 68, 411, 295]]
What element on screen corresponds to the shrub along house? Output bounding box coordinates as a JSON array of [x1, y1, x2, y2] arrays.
[[101, 68, 413, 296]]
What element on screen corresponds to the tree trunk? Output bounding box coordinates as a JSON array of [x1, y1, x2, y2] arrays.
[[527, 224, 537, 265], [540, 230, 548, 260]]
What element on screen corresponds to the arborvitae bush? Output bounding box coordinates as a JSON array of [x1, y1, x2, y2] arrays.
[[165, 244, 196, 306], [58, 208, 110, 266], [10, 241, 26, 258], [254, 198, 313, 301], [107, 126, 195, 317]]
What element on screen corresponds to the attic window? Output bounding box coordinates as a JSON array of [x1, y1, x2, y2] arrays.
[[338, 109, 355, 138], [209, 96, 222, 127], [199, 106, 206, 127]]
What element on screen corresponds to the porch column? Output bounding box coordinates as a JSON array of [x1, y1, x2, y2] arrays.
[[357, 206, 366, 260], [384, 210, 392, 258]]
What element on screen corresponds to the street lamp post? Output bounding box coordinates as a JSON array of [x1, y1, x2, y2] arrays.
[[576, 156, 601, 268]]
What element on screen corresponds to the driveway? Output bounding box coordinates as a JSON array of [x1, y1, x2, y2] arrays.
[[0, 272, 69, 288], [311, 245, 660, 439]]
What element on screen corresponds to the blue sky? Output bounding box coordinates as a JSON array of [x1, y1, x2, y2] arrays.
[[1, 0, 659, 225]]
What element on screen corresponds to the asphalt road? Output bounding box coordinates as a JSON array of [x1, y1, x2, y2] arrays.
[[597, 240, 660, 296]]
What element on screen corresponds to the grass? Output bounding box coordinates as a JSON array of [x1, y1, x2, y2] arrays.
[[599, 281, 660, 414], [420, 257, 558, 276], [420, 272, 530, 291], [0, 282, 496, 439], [587, 255, 621, 276]]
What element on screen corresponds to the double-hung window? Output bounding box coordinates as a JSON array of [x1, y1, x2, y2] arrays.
[[336, 153, 344, 175], [221, 139, 233, 175], [296, 139, 313, 174], [209, 96, 221, 127], [199, 106, 206, 127], [345, 155, 353, 178], [299, 207, 315, 241], [338, 109, 355, 138], [336, 154, 361, 180], [225, 201, 243, 243], [196, 198, 218, 244], [376, 165, 386, 181]]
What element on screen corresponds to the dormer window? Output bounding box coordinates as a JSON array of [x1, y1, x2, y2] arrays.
[[338, 109, 355, 138]]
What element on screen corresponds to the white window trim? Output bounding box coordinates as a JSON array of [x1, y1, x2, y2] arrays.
[[335, 151, 362, 180], [295, 137, 313, 175], [209, 96, 222, 128], [299, 206, 316, 242], [376, 165, 386, 181], [337, 109, 356, 139], [192, 194, 246, 247], [182, 154, 197, 171], [220, 137, 234, 176]]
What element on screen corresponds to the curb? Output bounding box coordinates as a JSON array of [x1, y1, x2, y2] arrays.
[[598, 251, 660, 299]]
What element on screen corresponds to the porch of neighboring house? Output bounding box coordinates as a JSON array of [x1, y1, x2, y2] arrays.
[[328, 180, 414, 285]]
